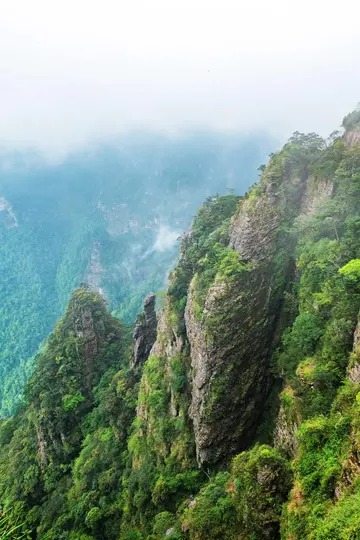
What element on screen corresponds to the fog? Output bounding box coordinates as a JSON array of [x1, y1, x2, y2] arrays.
[[153, 225, 181, 253], [0, 0, 359, 157]]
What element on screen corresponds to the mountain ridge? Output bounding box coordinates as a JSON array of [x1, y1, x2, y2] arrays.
[[0, 110, 359, 539], [0, 132, 273, 415]]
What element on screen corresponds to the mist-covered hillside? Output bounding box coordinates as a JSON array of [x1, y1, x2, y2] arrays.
[[0, 132, 274, 415], [0, 110, 359, 540]]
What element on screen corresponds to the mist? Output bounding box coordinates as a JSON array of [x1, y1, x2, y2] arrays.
[[1, 0, 359, 157], [153, 225, 181, 253]]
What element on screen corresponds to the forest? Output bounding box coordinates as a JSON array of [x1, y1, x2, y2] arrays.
[[0, 109, 359, 539], [0, 132, 271, 416]]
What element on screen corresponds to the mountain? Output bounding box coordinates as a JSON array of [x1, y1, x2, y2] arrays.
[[0, 132, 273, 415], [0, 108, 359, 539]]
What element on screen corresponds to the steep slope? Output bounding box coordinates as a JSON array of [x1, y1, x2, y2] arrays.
[[121, 114, 360, 538], [0, 287, 131, 538], [0, 132, 273, 416], [139, 131, 330, 470], [176, 113, 360, 540], [0, 109, 359, 540]]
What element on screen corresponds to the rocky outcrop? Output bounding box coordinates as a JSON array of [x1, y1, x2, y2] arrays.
[[274, 386, 300, 458], [185, 259, 285, 466], [353, 318, 360, 353], [132, 293, 157, 368], [348, 318, 360, 383], [36, 424, 48, 470], [150, 304, 184, 360], [274, 403, 299, 457], [300, 178, 334, 216], [335, 450, 360, 501], [135, 144, 342, 469], [185, 168, 336, 466], [229, 183, 281, 262], [344, 129, 360, 147], [74, 303, 100, 390], [184, 176, 305, 466]]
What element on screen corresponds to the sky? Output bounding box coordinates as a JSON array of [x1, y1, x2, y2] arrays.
[[0, 0, 359, 157]]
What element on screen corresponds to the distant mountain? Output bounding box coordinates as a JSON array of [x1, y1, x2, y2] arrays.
[[0, 111, 359, 540], [0, 131, 274, 415]]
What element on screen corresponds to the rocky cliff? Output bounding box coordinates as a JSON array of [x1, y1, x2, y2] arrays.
[[144, 132, 337, 468], [0, 133, 272, 417], [0, 110, 359, 540], [185, 180, 298, 466], [132, 293, 157, 368], [120, 119, 360, 538]]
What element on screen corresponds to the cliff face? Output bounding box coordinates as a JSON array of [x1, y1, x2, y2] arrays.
[[229, 181, 282, 261], [132, 292, 157, 368], [185, 186, 289, 465], [344, 129, 360, 146], [185, 270, 274, 466], [182, 149, 335, 466], [1, 113, 359, 540], [33, 288, 126, 460], [0, 134, 272, 418], [140, 133, 340, 468], [122, 126, 359, 538]]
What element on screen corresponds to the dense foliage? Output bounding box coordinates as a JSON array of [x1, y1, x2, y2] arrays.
[[0, 511, 31, 539], [0, 112, 359, 539], [0, 133, 272, 416], [0, 287, 133, 538]]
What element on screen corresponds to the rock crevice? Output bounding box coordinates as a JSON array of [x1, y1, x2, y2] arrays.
[[132, 293, 157, 368]]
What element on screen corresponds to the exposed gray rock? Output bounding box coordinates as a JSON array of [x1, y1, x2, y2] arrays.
[[300, 178, 334, 216], [334, 450, 360, 501], [229, 194, 281, 263], [274, 401, 299, 457], [353, 318, 360, 352], [348, 318, 360, 383], [150, 299, 184, 359], [185, 268, 276, 467], [73, 300, 105, 390], [36, 424, 48, 470], [349, 363, 360, 384], [344, 129, 360, 147], [132, 293, 157, 368], [184, 175, 308, 466]]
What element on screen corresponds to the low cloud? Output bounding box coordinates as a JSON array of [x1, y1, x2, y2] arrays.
[[0, 0, 359, 157], [153, 225, 180, 252]]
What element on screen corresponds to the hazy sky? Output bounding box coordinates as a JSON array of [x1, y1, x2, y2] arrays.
[[0, 0, 359, 156]]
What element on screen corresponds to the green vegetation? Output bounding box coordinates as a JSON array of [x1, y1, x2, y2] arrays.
[[276, 118, 360, 538], [121, 347, 203, 537], [0, 511, 31, 539], [168, 194, 240, 317], [181, 445, 291, 540], [0, 111, 359, 539], [0, 287, 132, 539], [342, 105, 360, 130], [0, 134, 270, 416]]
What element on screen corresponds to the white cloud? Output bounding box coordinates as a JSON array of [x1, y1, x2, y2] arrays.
[[153, 225, 180, 252], [0, 0, 359, 156]]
